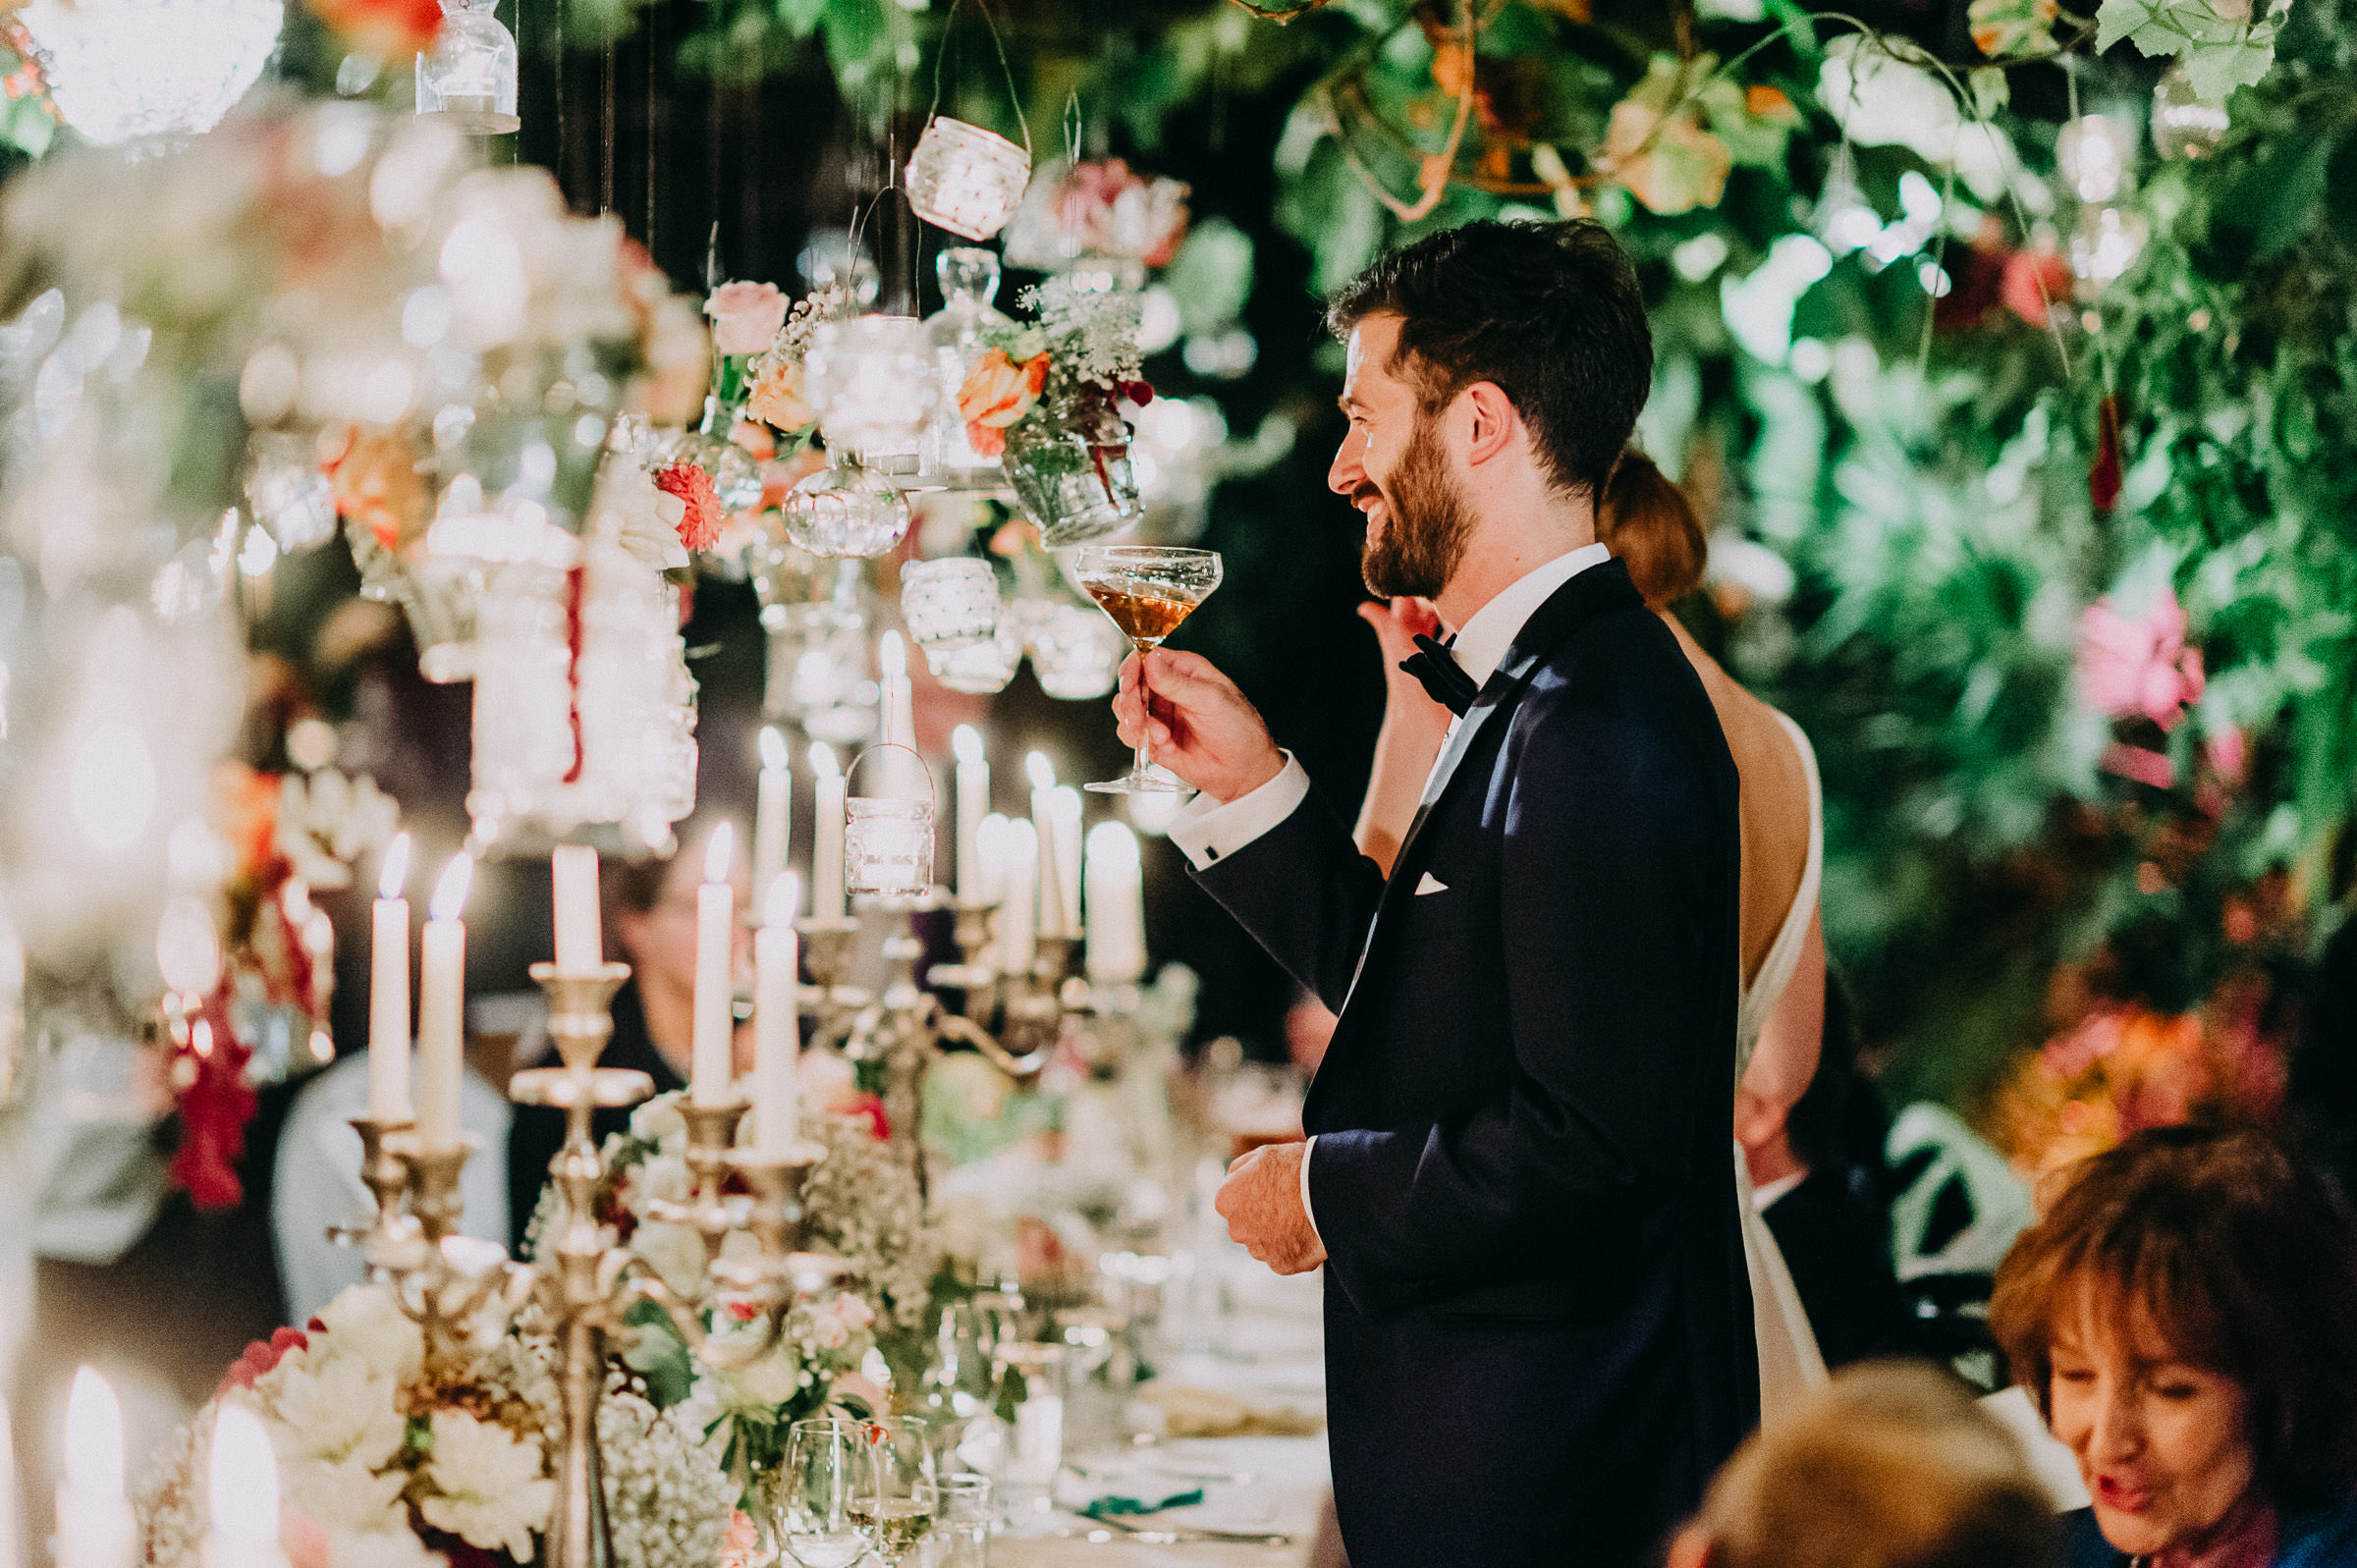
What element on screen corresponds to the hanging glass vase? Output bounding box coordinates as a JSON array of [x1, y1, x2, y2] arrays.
[[900, 557, 1002, 654], [1002, 397, 1141, 548], [804, 314, 937, 482], [415, 0, 520, 135], [919, 249, 1015, 492], [779, 451, 912, 561], [665, 352, 766, 516]]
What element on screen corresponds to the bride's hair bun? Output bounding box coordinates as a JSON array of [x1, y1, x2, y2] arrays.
[[1599, 449, 1706, 610]]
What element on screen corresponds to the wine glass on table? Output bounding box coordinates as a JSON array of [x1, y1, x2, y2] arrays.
[[1069, 545, 1223, 795], [779, 1419, 873, 1568], [854, 1416, 941, 1567]]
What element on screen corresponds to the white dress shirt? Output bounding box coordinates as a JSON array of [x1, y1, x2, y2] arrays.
[[1169, 543, 1615, 1242]]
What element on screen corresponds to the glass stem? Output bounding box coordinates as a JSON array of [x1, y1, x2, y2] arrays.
[[1131, 638, 1155, 781]]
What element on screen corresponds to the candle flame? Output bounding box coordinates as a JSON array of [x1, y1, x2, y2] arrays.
[[428, 852, 474, 923], [765, 870, 801, 930], [759, 726, 789, 774], [952, 724, 985, 765], [65, 1367, 124, 1499], [703, 822, 736, 884], [1086, 820, 1141, 868], [1024, 751, 1056, 789], [808, 742, 840, 779], [880, 629, 907, 677], [377, 833, 411, 900], [207, 1402, 279, 1544]]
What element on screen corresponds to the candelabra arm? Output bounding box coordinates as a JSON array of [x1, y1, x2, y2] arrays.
[[936, 1011, 1052, 1084]]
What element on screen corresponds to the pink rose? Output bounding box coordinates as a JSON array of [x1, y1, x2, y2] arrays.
[[706, 281, 789, 357], [2075, 588, 2205, 731]]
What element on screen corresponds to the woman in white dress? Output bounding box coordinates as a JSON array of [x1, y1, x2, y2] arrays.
[[1353, 448, 1830, 1421]]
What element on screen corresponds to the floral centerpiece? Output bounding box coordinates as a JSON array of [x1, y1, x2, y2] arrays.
[[955, 276, 1152, 545], [526, 1090, 939, 1519], [137, 1282, 734, 1568]]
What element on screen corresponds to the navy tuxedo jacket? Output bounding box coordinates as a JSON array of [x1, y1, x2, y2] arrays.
[[1193, 560, 1757, 1566]]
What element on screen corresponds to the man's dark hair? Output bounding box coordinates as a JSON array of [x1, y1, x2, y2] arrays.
[[1327, 218, 1653, 499]]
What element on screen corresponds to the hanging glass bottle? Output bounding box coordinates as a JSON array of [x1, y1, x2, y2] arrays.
[[665, 351, 766, 517], [415, 0, 520, 135], [919, 248, 1015, 492]]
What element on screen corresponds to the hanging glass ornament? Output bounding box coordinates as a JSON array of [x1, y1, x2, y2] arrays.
[[16, 0, 282, 146], [919, 249, 1016, 492], [2151, 61, 2230, 161], [415, 0, 520, 135], [1020, 597, 1128, 699], [2068, 205, 2149, 289], [803, 314, 937, 478], [779, 452, 913, 560], [906, 118, 1032, 242], [2055, 115, 2133, 205], [925, 615, 1023, 695]]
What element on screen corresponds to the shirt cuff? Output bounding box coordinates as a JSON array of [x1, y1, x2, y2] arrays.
[[1299, 1135, 1320, 1246], [1167, 753, 1311, 871]]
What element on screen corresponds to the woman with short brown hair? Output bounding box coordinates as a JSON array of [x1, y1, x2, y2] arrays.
[[1990, 1124, 2357, 1566]]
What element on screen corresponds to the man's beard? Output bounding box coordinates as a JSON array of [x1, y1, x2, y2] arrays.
[[1358, 413, 1471, 601]]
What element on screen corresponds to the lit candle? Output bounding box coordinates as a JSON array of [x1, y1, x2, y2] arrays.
[[753, 727, 793, 913], [1084, 822, 1147, 984], [1000, 817, 1039, 977], [551, 843, 600, 975], [754, 872, 800, 1157], [878, 631, 926, 799], [1026, 752, 1065, 938], [203, 1403, 282, 1568], [1049, 786, 1083, 941], [879, 630, 916, 748], [810, 743, 847, 918], [692, 823, 737, 1106], [416, 853, 472, 1154], [368, 834, 412, 1124], [952, 725, 989, 899], [59, 1368, 135, 1568]]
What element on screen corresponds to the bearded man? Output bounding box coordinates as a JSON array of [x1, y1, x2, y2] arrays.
[[1113, 219, 1757, 1565]]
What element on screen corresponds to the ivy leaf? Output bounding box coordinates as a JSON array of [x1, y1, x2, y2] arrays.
[[2178, 16, 2281, 101]]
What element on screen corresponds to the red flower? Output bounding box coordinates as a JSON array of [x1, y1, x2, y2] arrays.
[[654, 460, 725, 553], [304, 0, 445, 57], [218, 1325, 310, 1399]]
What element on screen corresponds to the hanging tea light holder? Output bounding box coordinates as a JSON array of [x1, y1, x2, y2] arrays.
[[900, 557, 1001, 655], [905, 118, 1032, 242], [844, 744, 937, 901], [415, 0, 520, 135]]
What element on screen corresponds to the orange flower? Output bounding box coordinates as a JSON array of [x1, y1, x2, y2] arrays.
[[746, 351, 814, 433], [318, 424, 427, 553], [304, 0, 444, 57], [957, 348, 1049, 459], [1744, 84, 1800, 124], [654, 461, 725, 552]]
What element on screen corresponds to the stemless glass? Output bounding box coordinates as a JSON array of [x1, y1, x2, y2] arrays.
[[1069, 546, 1223, 794], [779, 1419, 875, 1568], [927, 1474, 995, 1568], [857, 1416, 942, 1567]]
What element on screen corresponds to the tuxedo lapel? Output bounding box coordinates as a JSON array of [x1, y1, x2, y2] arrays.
[[1312, 560, 1649, 1107]]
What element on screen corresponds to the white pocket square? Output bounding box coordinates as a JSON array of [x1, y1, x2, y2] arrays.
[[1413, 872, 1449, 895]]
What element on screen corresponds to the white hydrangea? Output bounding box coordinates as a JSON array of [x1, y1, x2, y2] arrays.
[[309, 1283, 425, 1386], [419, 1409, 555, 1561]]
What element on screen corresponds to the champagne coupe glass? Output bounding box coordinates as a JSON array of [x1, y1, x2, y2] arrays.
[[1069, 545, 1223, 794], [855, 1416, 941, 1567], [779, 1419, 875, 1568]]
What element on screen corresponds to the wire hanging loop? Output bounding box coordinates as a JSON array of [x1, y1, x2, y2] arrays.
[[925, 0, 1033, 160]]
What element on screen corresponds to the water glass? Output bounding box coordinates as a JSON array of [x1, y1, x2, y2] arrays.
[[992, 1340, 1069, 1532], [778, 1419, 873, 1568], [925, 1474, 994, 1568]]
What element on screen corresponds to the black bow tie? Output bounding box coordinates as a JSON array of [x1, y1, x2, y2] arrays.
[[1398, 632, 1478, 718]]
